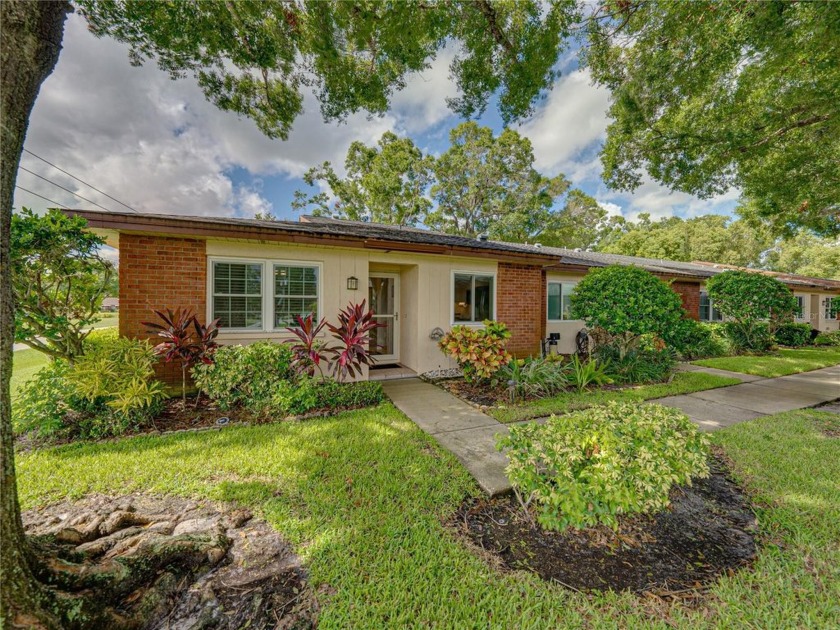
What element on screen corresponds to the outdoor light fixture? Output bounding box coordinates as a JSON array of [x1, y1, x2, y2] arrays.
[[347, 276, 358, 290]]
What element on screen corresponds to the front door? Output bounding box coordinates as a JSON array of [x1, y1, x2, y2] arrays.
[[369, 273, 400, 363]]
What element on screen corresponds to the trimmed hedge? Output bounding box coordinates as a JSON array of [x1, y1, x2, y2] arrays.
[[773, 322, 812, 347]]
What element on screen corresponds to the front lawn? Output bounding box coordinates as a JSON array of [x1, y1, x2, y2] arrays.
[[18, 404, 839, 627], [492, 371, 741, 423], [11, 348, 49, 399], [693, 347, 840, 378]]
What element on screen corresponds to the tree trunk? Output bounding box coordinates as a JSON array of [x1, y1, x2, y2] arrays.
[[1, 1, 71, 627]]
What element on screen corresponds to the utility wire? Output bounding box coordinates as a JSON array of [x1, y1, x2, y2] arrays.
[[23, 148, 139, 213], [18, 166, 118, 213], [15, 185, 68, 209]]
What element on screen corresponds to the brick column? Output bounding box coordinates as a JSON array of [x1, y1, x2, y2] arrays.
[[497, 263, 545, 357], [119, 233, 206, 382], [670, 281, 701, 320]]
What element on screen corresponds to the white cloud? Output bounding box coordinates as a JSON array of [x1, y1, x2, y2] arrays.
[[15, 14, 397, 217], [390, 46, 459, 133], [516, 69, 611, 177]]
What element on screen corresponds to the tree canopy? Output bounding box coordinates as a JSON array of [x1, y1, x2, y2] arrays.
[[586, 0, 840, 236], [293, 132, 434, 226]]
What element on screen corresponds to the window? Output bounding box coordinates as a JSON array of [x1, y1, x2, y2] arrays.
[[547, 282, 577, 320], [274, 264, 319, 327], [825, 297, 837, 320], [210, 259, 321, 331], [453, 273, 494, 323], [795, 296, 805, 320], [212, 262, 263, 329], [699, 291, 723, 322]]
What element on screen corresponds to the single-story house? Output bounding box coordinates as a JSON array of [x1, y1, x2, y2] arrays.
[[67, 209, 840, 382], [101, 297, 119, 312]]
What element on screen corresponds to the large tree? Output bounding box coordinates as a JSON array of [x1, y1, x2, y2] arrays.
[[292, 132, 435, 226], [1, 1, 577, 625], [586, 0, 840, 237], [598, 214, 774, 268], [765, 233, 840, 281], [426, 121, 570, 240]]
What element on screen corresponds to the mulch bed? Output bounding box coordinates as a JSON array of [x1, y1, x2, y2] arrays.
[[438, 378, 625, 409], [454, 457, 758, 597]]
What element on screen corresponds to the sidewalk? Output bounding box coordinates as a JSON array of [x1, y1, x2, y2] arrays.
[[383, 365, 839, 496]]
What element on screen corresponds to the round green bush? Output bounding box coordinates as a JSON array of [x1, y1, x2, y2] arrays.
[[497, 402, 710, 531], [665, 318, 729, 360], [773, 322, 812, 347], [570, 265, 685, 356]]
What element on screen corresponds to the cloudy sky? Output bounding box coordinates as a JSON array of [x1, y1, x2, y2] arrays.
[[15, 13, 739, 225]]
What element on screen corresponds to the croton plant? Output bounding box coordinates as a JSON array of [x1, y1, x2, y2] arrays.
[[438, 320, 512, 383]]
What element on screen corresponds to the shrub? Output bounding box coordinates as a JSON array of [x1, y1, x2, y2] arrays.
[[706, 271, 797, 351], [286, 313, 329, 378], [326, 300, 383, 382], [773, 322, 812, 347], [814, 330, 840, 346], [497, 402, 710, 531], [438, 320, 512, 383], [192, 342, 295, 412], [14, 335, 165, 439], [595, 345, 676, 384], [12, 360, 71, 437], [493, 357, 569, 400], [570, 265, 686, 358], [666, 318, 729, 360], [66, 336, 166, 432], [722, 321, 774, 353], [566, 355, 612, 392], [143, 308, 220, 402]]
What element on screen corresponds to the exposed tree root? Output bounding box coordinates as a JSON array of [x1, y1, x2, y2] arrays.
[[21, 494, 317, 629]]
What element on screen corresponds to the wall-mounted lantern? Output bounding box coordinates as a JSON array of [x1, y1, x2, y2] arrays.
[[347, 276, 359, 291]]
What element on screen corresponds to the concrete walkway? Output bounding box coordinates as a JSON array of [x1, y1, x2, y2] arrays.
[[383, 366, 840, 496], [381, 379, 513, 496], [662, 364, 840, 431]]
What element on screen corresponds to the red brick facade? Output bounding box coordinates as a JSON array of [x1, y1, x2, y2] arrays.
[[497, 263, 545, 357], [670, 281, 701, 320], [119, 233, 207, 382]]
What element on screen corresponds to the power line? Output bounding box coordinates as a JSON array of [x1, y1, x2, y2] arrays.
[[18, 166, 118, 214], [23, 148, 139, 213], [15, 185, 68, 209]]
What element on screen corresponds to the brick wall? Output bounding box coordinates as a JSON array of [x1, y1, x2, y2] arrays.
[[670, 281, 701, 320], [119, 233, 206, 383], [497, 263, 545, 357]]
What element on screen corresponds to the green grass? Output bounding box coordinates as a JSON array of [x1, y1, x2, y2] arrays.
[[492, 371, 741, 423], [90, 313, 119, 329], [19, 404, 839, 628], [11, 349, 49, 399], [693, 347, 840, 378]]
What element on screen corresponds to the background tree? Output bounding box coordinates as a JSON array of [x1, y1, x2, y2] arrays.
[[427, 122, 569, 240], [1, 1, 578, 625], [293, 132, 434, 226], [598, 214, 774, 268], [11, 209, 114, 361], [539, 189, 610, 250], [765, 233, 840, 281], [570, 265, 686, 359], [586, 1, 840, 236]]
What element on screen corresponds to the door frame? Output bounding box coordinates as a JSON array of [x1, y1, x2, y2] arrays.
[[369, 272, 400, 363]]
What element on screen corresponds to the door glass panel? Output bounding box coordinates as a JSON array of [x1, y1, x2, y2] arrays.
[[369, 276, 396, 358], [473, 275, 492, 321]]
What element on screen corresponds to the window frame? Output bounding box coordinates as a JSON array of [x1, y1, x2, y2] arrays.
[[451, 270, 497, 325], [699, 291, 723, 322], [207, 256, 323, 333], [546, 281, 578, 321], [825, 297, 836, 320], [795, 295, 805, 320], [271, 262, 322, 330]]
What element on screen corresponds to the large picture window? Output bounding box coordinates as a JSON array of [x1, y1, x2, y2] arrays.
[[453, 273, 494, 323], [699, 291, 723, 322], [547, 282, 577, 320], [274, 264, 319, 327], [212, 262, 263, 329]]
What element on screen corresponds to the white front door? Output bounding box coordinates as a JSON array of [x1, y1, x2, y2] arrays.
[[369, 273, 400, 363]]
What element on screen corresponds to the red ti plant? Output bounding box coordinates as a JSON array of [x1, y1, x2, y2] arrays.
[[327, 300, 384, 382], [285, 313, 329, 379], [143, 308, 220, 403]]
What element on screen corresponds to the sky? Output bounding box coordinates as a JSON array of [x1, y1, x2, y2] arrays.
[[14, 13, 740, 226]]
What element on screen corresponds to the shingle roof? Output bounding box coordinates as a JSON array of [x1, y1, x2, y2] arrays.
[[66, 209, 840, 290]]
